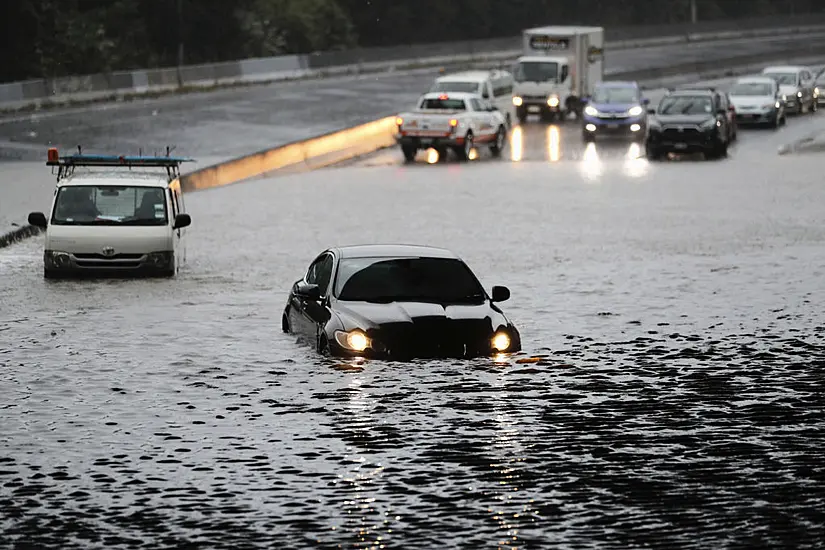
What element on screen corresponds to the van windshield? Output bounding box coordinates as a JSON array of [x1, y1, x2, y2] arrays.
[[51, 185, 169, 226], [430, 81, 481, 94], [514, 61, 558, 83]]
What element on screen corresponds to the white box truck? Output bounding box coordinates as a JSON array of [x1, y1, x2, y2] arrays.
[[511, 26, 604, 123]]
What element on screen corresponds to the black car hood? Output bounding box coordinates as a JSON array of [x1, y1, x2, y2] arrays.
[[334, 300, 508, 330], [653, 114, 714, 125]]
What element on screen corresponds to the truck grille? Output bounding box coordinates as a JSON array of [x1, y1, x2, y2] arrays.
[[74, 253, 144, 260]]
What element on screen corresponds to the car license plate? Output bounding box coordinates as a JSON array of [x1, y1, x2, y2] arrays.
[[528, 106, 540, 113], [420, 139, 432, 145], [608, 124, 619, 129], [674, 143, 687, 149]]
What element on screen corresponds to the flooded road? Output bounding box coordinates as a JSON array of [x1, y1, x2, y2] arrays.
[[2, 102, 825, 547]]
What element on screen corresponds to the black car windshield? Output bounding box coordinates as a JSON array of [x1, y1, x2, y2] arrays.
[[729, 82, 774, 96], [514, 61, 558, 83], [658, 95, 713, 115], [764, 72, 797, 86], [591, 86, 639, 103], [420, 98, 466, 110], [334, 256, 486, 304], [51, 185, 168, 225], [430, 81, 481, 94]]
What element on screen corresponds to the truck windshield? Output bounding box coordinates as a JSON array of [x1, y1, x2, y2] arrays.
[[591, 87, 639, 104], [51, 185, 169, 226], [514, 61, 558, 83], [419, 98, 466, 110], [430, 81, 480, 94]]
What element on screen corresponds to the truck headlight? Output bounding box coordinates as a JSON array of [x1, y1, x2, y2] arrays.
[[512, 96, 523, 106], [584, 105, 598, 116], [547, 96, 560, 107]]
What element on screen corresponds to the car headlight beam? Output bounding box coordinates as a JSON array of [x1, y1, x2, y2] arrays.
[[491, 331, 511, 352], [335, 330, 370, 352]]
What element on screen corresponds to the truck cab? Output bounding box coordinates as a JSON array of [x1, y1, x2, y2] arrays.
[[511, 26, 604, 124]]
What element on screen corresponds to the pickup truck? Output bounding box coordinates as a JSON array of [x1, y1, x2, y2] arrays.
[[395, 92, 508, 162]]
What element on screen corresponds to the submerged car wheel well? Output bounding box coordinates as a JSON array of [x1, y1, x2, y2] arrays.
[[281, 311, 290, 333]]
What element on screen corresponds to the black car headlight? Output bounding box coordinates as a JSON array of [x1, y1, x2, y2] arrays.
[[700, 118, 719, 131], [334, 329, 371, 352], [491, 330, 512, 352]]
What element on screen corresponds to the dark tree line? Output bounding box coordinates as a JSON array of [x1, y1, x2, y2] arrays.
[[1, 0, 822, 83]]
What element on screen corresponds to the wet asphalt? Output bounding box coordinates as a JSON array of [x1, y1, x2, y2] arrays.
[[2, 63, 825, 546]]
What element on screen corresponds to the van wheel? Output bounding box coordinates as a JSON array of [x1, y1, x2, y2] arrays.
[[489, 126, 506, 157]]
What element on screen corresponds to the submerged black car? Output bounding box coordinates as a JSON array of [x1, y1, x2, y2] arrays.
[[645, 88, 734, 160], [282, 244, 521, 359]]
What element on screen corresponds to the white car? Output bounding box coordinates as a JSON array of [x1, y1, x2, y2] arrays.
[[761, 65, 818, 114], [728, 76, 786, 128], [428, 70, 516, 128], [395, 92, 508, 162], [27, 149, 192, 278]]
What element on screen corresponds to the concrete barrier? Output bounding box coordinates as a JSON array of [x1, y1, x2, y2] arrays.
[[180, 117, 398, 192], [2, 16, 825, 113]]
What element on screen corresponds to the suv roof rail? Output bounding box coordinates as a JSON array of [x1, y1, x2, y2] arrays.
[[47, 146, 193, 182]]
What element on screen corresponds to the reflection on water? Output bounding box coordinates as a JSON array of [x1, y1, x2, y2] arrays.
[[509, 126, 523, 162], [624, 143, 649, 178], [426, 148, 439, 164], [579, 142, 602, 180], [546, 125, 560, 162]]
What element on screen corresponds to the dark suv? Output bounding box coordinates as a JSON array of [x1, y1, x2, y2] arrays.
[[645, 88, 735, 160]]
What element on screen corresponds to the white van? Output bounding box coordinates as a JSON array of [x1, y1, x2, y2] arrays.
[[27, 149, 192, 278], [429, 70, 516, 127]]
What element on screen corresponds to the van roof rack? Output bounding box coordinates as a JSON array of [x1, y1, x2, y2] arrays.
[[47, 146, 193, 182]]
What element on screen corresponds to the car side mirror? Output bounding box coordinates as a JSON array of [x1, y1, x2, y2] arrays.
[[173, 213, 191, 229], [642, 97, 650, 105], [28, 212, 47, 228], [491, 285, 510, 303], [296, 282, 321, 301]]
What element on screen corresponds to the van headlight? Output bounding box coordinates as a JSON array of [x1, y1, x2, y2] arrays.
[[512, 96, 523, 106], [147, 251, 173, 266], [335, 330, 370, 352], [44, 250, 70, 268], [547, 96, 560, 107]]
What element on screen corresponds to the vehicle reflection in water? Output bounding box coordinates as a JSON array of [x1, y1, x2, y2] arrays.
[[509, 126, 523, 162], [579, 142, 602, 180], [546, 125, 561, 162], [624, 142, 649, 178], [334, 374, 391, 545], [468, 147, 479, 161], [426, 148, 440, 164], [487, 362, 533, 545]]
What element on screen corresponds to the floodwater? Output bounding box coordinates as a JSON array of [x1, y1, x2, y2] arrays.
[[2, 103, 824, 547]]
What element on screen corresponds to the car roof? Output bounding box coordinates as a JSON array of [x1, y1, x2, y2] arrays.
[[762, 66, 804, 73], [333, 244, 460, 260], [56, 170, 175, 188], [596, 81, 638, 88], [669, 88, 714, 96], [735, 76, 776, 83], [518, 55, 567, 63], [420, 91, 478, 100], [437, 71, 501, 83]]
